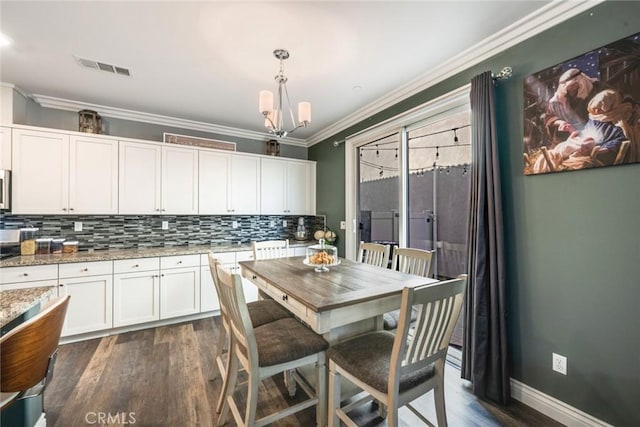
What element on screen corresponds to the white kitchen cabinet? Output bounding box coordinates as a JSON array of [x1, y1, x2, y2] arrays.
[[11, 129, 69, 214], [119, 141, 198, 214], [0, 126, 11, 169], [162, 145, 198, 214], [260, 158, 315, 215], [235, 250, 258, 302], [58, 260, 113, 337], [11, 129, 118, 214], [200, 265, 220, 312], [0, 264, 58, 292], [159, 254, 200, 319], [199, 151, 260, 215], [113, 258, 160, 327]]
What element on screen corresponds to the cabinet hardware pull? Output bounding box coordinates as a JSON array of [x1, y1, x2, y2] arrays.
[[133, 264, 139, 267], [252, 275, 257, 280], [62, 208, 67, 211], [156, 209, 160, 212], [82, 268, 88, 272], [177, 261, 182, 264], [161, 274, 165, 277], [282, 295, 288, 301], [70, 208, 74, 211], [59, 284, 64, 287], [23, 273, 29, 276]]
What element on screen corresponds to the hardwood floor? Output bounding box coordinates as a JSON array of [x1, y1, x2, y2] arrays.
[[44, 318, 562, 427]]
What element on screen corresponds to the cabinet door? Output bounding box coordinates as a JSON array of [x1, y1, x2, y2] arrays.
[[113, 271, 160, 327], [286, 161, 314, 215], [69, 136, 118, 214], [230, 155, 260, 214], [198, 150, 230, 214], [200, 265, 220, 312], [162, 146, 198, 214], [119, 141, 161, 214], [12, 129, 69, 214], [58, 275, 113, 336], [160, 266, 200, 319], [0, 126, 11, 170], [260, 157, 286, 214]]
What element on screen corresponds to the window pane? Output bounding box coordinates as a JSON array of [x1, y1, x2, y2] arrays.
[[358, 133, 400, 246], [407, 110, 470, 278]]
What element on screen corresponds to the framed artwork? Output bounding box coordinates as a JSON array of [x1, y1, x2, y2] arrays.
[[523, 32, 640, 175], [163, 133, 236, 151]]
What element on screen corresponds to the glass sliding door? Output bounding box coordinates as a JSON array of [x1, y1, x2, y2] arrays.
[[357, 132, 400, 248], [406, 109, 470, 279]]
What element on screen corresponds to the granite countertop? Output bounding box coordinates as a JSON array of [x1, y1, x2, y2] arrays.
[[0, 286, 56, 328], [0, 241, 315, 268]]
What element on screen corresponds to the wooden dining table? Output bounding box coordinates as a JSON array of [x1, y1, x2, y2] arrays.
[[239, 256, 439, 342]]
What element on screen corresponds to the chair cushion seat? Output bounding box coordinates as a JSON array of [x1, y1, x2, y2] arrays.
[[383, 306, 420, 330], [253, 318, 328, 367], [327, 331, 434, 393], [247, 299, 292, 328]]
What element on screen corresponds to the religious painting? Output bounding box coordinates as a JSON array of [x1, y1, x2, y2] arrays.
[[523, 32, 640, 175]]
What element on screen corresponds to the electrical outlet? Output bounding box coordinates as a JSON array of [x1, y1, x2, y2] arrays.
[[552, 353, 567, 375], [340, 221, 346, 230], [74, 221, 83, 232], [161, 221, 169, 230], [269, 220, 275, 228], [232, 220, 238, 229], [282, 220, 288, 227]]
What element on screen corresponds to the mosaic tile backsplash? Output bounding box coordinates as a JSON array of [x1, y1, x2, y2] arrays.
[[0, 214, 325, 251]]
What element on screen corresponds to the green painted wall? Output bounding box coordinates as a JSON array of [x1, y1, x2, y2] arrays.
[[310, 2, 640, 425]]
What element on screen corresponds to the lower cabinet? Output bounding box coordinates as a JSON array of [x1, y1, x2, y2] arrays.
[[160, 254, 200, 319], [59, 274, 113, 336], [200, 265, 220, 312], [112, 258, 160, 327]]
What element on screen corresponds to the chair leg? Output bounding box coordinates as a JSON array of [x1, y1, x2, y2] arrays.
[[217, 351, 238, 426], [244, 368, 260, 427], [212, 320, 227, 378], [328, 361, 341, 427], [284, 369, 297, 397], [215, 335, 232, 413], [434, 361, 448, 427], [315, 353, 327, 427]]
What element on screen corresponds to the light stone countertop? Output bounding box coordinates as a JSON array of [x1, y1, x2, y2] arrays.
[[0, 241, 315, 268], [0, 286, 57, 328]]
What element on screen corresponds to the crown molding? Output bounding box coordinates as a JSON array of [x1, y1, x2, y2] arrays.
[[0, 82, 29, 99], [29, 94, 308, 147], [305, 0, 606, 146]]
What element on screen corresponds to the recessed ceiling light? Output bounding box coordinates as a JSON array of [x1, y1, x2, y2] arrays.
[[352, 85, 363, 91], [0, 33, 13, 47]]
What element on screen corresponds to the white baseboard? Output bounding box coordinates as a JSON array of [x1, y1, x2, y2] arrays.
[[510, 379, 613, 427]]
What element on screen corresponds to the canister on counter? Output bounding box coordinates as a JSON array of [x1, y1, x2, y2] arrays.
[[19, 228, 39, 255], [50, 238, 66, 254], [36, 238, 52, 255], [62, 241, 79, 254]]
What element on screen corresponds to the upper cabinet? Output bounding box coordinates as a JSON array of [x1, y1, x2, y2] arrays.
[[119, 141, 198, 215], [260, 157, 315, 215], [12, 129, 118, 214], [0, 126, 11, 170]]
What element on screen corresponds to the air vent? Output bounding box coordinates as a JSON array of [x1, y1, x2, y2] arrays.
[[74, 55, 132, 77]]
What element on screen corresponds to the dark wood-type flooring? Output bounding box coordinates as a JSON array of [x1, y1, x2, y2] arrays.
[[44, 318, 563, 427]]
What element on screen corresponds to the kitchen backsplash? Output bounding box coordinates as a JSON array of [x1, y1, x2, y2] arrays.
[[0, 214, 325, 251]]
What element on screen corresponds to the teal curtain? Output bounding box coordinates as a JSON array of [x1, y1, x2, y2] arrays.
[[461, 71, 510, 405]]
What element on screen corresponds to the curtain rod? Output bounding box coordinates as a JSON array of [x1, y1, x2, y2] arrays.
[[492, 66, 513, 81]]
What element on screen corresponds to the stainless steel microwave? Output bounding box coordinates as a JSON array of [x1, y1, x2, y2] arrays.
[[0, 170, 10, 211]]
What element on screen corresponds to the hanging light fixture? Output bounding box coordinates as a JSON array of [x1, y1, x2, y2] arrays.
[[259, 49, 311, 138]]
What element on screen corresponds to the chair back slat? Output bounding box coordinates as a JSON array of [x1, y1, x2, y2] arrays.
[[391, 247, 434, 278], [1, 295, 70, 392], [252, 240, 289, 260], [389, 275, 467, 391], [357, 242, 390, 268], [213, 260, 258, 367]]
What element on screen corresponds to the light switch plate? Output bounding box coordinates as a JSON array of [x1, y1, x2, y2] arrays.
[[232, 220, 238, 229], [340, 221, 346, 230], [269, 220, 275, 228], [161, 221, 169, 230], [74, 221, 83, 232], [282, 220, 288, 227]]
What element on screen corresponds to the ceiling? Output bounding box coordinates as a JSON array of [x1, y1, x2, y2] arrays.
[[1, 1, 586, 146]]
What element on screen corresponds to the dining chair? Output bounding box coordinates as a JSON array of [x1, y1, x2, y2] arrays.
[[327, 275, 467, 427], [214, 262, 329, 427], [252, 239, 290, 260], [1, 295, 70, 410], [208, 253, 292, 413], [357, 241, 390, 268], [384, 247, 435, 330]]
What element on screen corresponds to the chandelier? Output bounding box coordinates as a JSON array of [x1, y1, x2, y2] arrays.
[[259, 49, 311, 138]]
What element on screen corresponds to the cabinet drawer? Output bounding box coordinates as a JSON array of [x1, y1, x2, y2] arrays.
[[201, 252, 235, 265], [59, 261, 113, 278], [113, 257, 159, 273], [161, 254, 199, 269], [267, 284, 308, 319], [0, 264, 58, 285], [235, 251, 254, 262]]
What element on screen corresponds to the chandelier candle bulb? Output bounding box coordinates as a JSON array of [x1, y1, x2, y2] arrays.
[[298, 102, 311, 123], [259, 90, 273, 115]]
